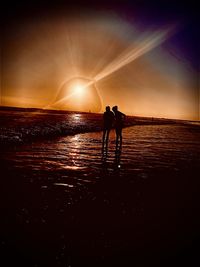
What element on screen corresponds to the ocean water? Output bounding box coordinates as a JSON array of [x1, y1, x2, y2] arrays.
[[2, 123, 200, 184], [0, 108, 177, 146], [1, 110, 200, 266], [0, 109, 103, 145]]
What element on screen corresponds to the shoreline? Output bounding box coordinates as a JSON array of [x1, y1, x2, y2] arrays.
[[0, 108, 189, 147]]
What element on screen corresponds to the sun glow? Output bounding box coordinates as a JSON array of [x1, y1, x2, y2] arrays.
[[50, 77, 102, 112], [2, 11, 198, 119], [73, 84, 84, 95]]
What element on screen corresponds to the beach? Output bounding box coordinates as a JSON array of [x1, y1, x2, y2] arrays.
[[0, 109, 200, 266]]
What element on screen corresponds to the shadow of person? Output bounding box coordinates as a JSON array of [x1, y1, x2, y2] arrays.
[[102, 145, 108, 160], [113, 146, 122, 172], [101, 145, 110, 177]]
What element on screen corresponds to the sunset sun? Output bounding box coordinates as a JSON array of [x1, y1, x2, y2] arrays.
[[1, 2, 198, 120], [73, 84, 84, 96], [51, 77, 102, 112]]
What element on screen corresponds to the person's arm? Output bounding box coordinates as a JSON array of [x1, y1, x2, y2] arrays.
[[112, 112, 116, 127], [121, 112, 126, 120]]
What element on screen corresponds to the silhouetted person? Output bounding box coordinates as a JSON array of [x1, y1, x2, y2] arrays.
[[112, 106, 126, 150], [102, 106, 114, 152]]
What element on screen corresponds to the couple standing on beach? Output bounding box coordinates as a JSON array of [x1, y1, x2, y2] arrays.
[[102, 105, 126, 152]]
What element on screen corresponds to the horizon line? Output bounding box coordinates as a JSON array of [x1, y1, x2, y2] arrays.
[[0, 105, 198, 122]]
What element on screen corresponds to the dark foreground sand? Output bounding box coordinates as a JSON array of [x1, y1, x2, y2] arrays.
[[0, 124, 200, 266]]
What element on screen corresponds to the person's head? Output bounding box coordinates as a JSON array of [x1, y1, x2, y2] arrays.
[[106, 106, 110, 112], [112, 105, 118, 112]]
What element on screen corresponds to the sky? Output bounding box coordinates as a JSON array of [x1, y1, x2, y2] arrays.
[[1, 0, 199, 120]]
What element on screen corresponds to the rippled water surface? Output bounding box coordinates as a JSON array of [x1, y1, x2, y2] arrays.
[[2, 124, 200, 191], [1, 124, 200, 266]]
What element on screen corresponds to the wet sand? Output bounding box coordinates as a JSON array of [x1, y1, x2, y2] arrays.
[[1, 124, 200, 266]]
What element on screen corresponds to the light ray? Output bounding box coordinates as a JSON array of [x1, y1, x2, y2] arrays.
[[93, 28, 173, 82], [51, 27, 173, 108], [47, 76, 103, 112]]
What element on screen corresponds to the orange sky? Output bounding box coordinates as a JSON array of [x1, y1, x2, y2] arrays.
[[1, 12, 199, 120]]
